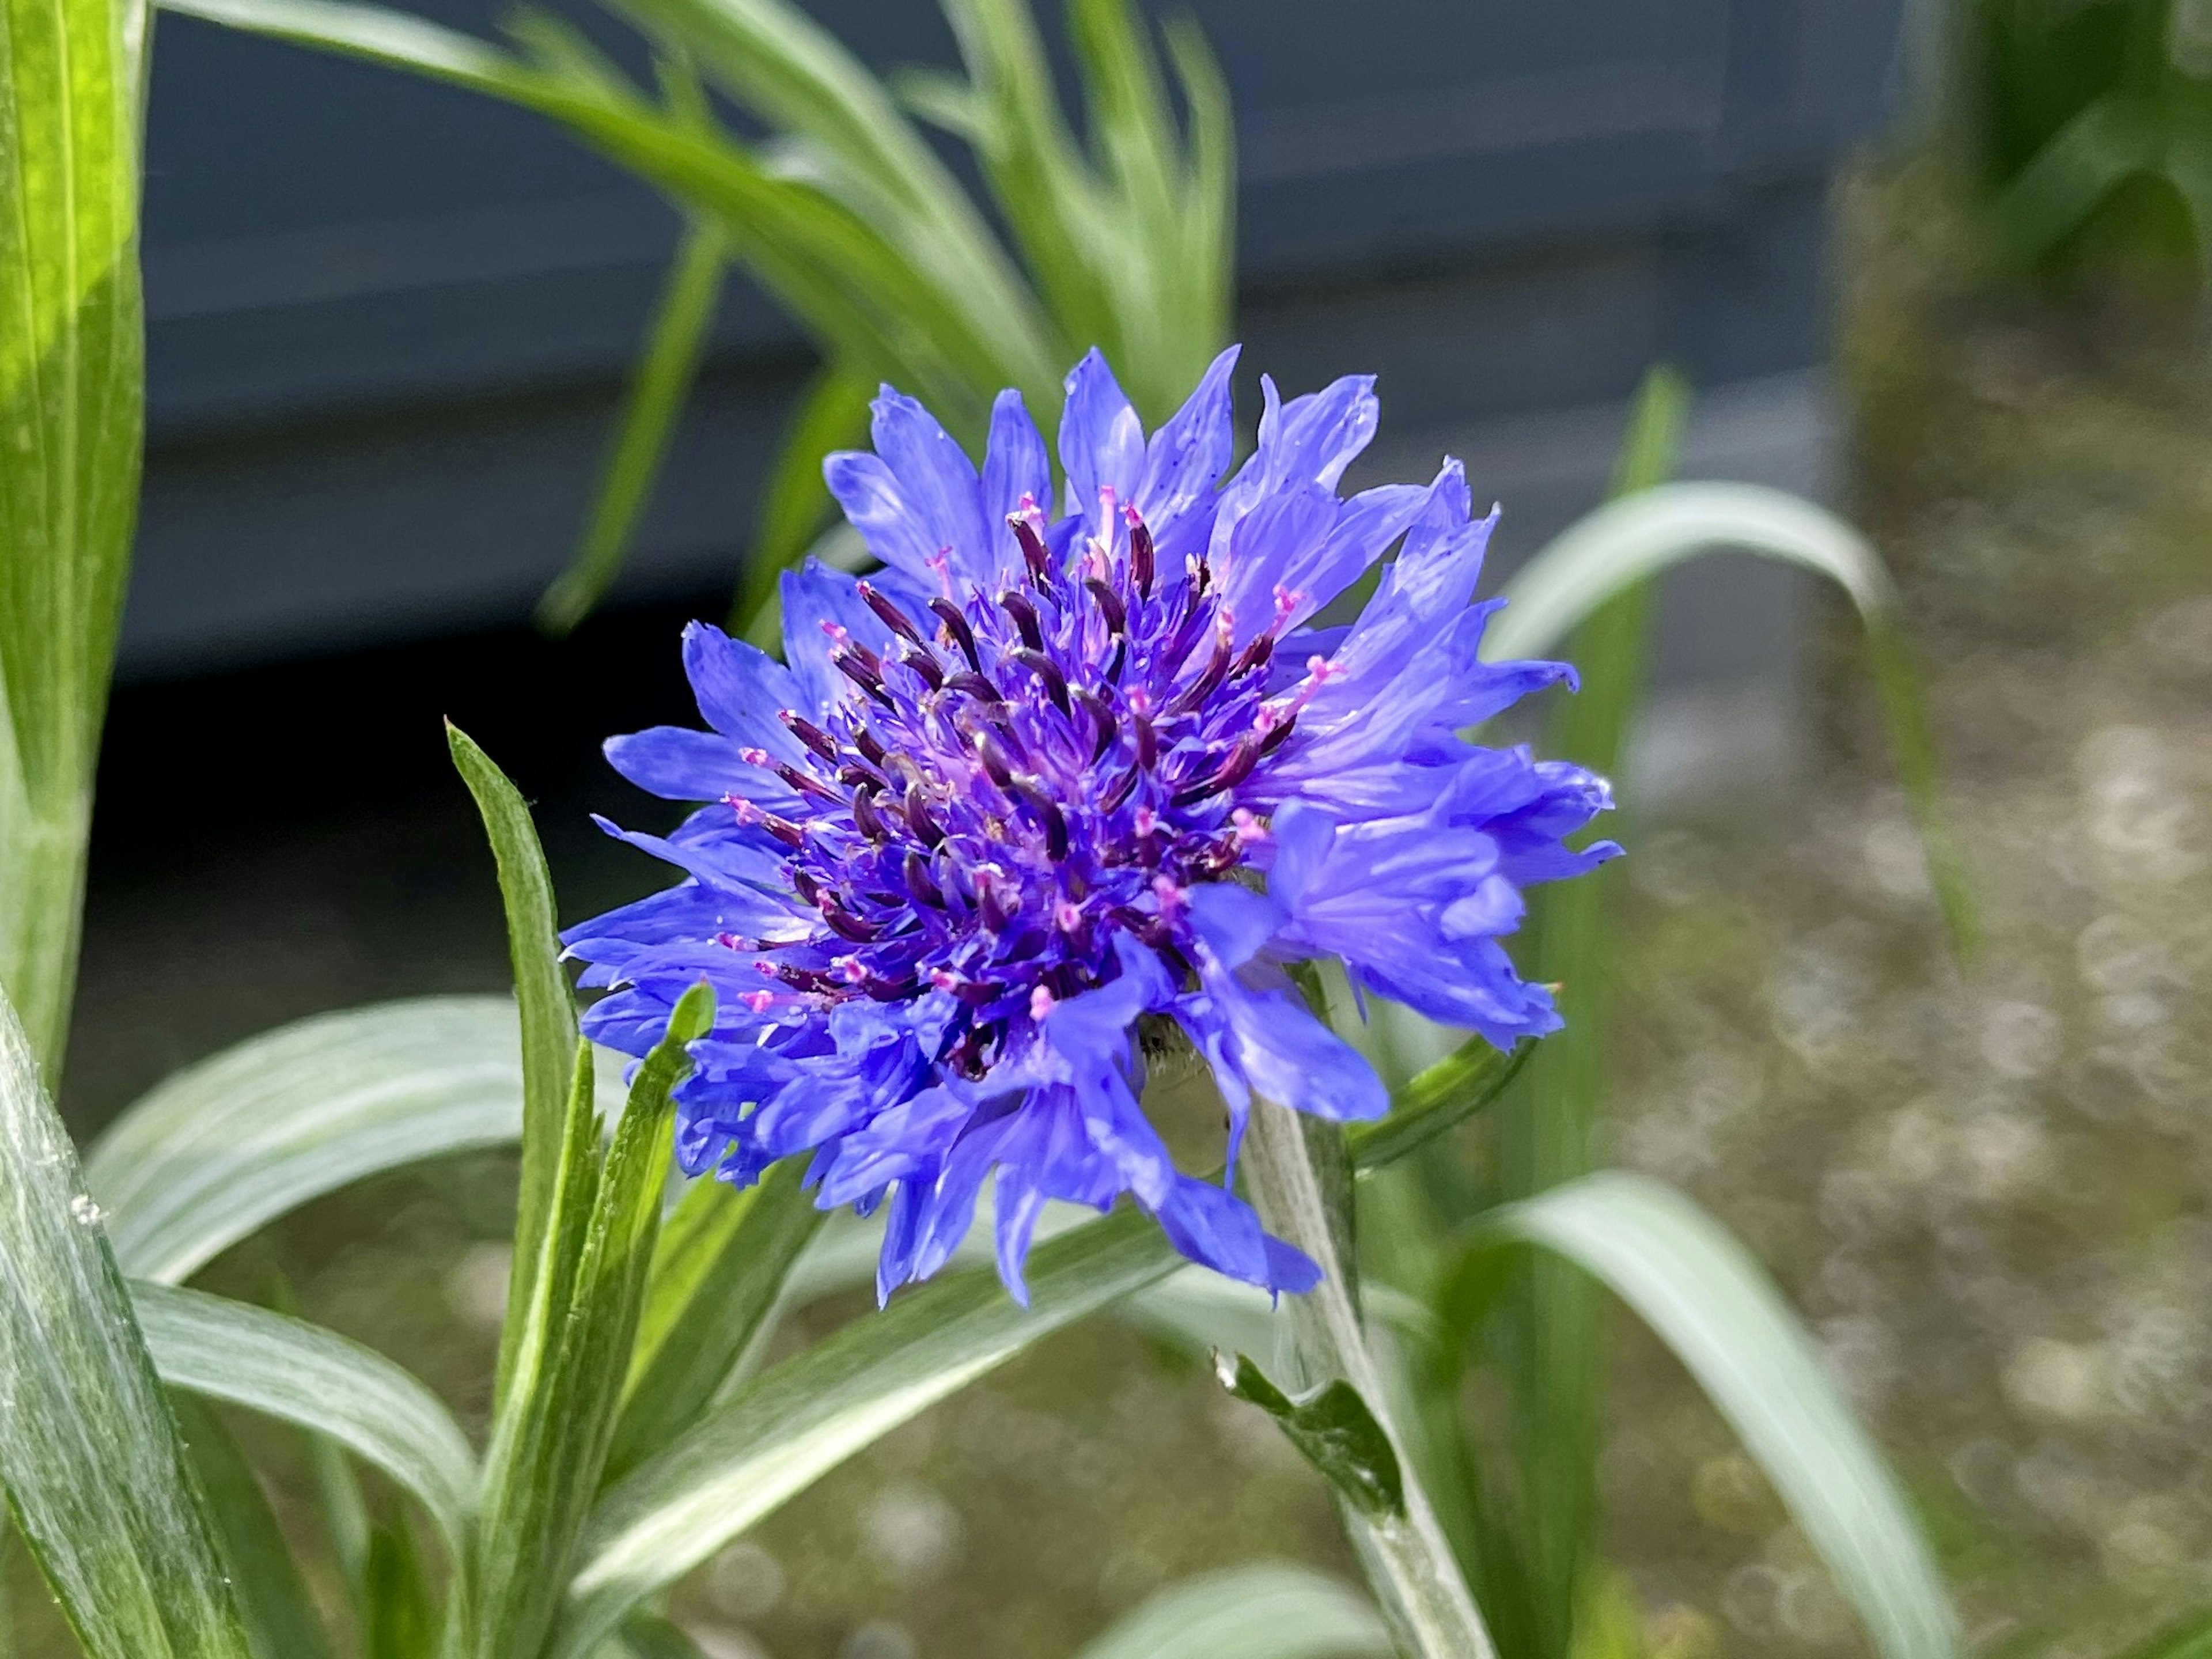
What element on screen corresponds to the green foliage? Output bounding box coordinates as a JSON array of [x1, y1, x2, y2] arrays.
[[0, 0, 147, 1079], [172, 1395, 337, 1659], [0, 983, 251, 1657], [85, 995, 564, 1285], [1972, 0, 2212, 280], [1465, 1173, 1960, 1659], [447, 721, 588, 1411], [1070, 1564, 1391, 1659], [134, 1280, 481, 1560], [159, 0, 1233, 630], [1213, 1354, 1406, 1520]]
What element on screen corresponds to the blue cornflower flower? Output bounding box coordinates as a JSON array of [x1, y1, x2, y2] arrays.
[[565, 346, 1619, 1303]]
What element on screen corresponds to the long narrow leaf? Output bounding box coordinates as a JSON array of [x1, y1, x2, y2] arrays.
[[606, 1152, 821, 1482], [478, 989, 710, 1659], [1464, 1172, 1960, 1659], [0, 986, 251, 1658], [552, 1207, 1183, 1657], [0, 0, 147, 1078], [1485, 364, 1689, 1659], [446, 722, 585, 1410], [170, 1394, 336, 1659], [1072, 1564, 1391, 1659], [84, 995, 560, 1285], [538, 216, 730, 635], [132, 1281, 480, 1560], [1482, 479, 1974, 952]]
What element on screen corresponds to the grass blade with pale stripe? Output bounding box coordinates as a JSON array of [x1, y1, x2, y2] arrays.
[[1071, 1564, 1390, 1659], [0, 984, 251, 1658], [132, 1280, 479, 1560]]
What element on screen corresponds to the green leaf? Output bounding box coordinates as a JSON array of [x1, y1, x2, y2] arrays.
[[606, 1152, 822, 1483], [1071, 1564, 1391, 1659], [1991, 99, 2165, 270], [477, 988, 711, 1659], [445, 723, 585, 1411], [84, 995, 574, 1285], [537, 214, 729, 635], [171, 1395, 336, 1659], [1462, 1172, 1960, 1659], [132, 1281, 479, 1560], [551, 1205, 1184, 1658], [1478, 363, 1688, 1659], [1213, 1353, 1406, 1520], [611, 1613, 713, 1659], [0, 984, 251, 1658], [725, 359, 874, 637], [1482, 479, 1975, 955], [362, 1522, 437, 1659], [1343, 1038, 1527, 1172], [0, 0, 148, 1078]]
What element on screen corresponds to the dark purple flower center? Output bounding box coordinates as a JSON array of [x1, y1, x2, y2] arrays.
[[732, 493, 1327, 1077]]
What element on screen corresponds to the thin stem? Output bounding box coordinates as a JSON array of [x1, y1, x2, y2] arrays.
[[1243, 1096, 1501, 1659]]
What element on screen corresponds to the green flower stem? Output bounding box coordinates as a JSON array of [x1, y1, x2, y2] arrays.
[[1242, 1096, 1500, 1659], [0, 789, 92, 1086]]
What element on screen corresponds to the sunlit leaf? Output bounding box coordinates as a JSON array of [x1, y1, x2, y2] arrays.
[[85, 995, 623, 1285], [0, 985, 251, 1658], [132, 1281, 479, 1560], [0, 0, 147, 1078], [479, 988, 711, 1659]]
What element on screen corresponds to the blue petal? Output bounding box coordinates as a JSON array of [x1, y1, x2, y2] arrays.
[[1136, 343, 1239, 535], [1152, 1175, 1321, 1294], [1190, 968, 1388, 1123], [823, 450, 943, 585], [604, 726, 760, 805], [870, 386, 990, 579], [682, 623, 807, 756], [779, 557, 901, 717], [1059, 349, 1145, 532], [1184, 882, 1287, 971], [980, 388, 1051, 582]]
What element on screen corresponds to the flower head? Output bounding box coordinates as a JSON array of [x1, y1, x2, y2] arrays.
[[566, 347, 1618, 1302]]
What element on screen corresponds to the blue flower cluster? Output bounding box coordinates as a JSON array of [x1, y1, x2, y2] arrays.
[[566, 347, 1618, 1302]]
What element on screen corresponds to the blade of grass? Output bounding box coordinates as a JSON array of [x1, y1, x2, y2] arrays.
[[446, 723, 584, 1414], [0, 0, 147, 1080], [1071, 1564, 1391, 1659], [537, 215, 729, 635], [0, 984, 251, 1658], [476, 989, 710, 1659], [170, 1396, 335, 1659], [1461, 1172, 1960, 1659], [1484, 365, 1691, 1659], [605, 1153, 822, 1483]]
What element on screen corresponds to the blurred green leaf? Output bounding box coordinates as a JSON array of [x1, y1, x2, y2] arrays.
[[478, 988, 710, 1659], [2111, 1610, 2212, 1659], [1463, 1171, 1960, 1659], [1991, 98, 2165, 270], [1071, 1564, 1391, 1659], [84, 995, 624, 1285], [0, 0, 147, 1080], [134, 1281, 480, 1561], [726, 360, 874, 636], [362, 1522, 437, 1659], [171, 1395, 335, 1659], [1213, 1353, 1406, 1520], [446, 722, 585, 1414], [607, 1153, 822, 1483], [0, 984, 251, 1658], [1484, 478, 1975, 955], [539, 216, 730, 635], [1481, 363, 1690, 1659]]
